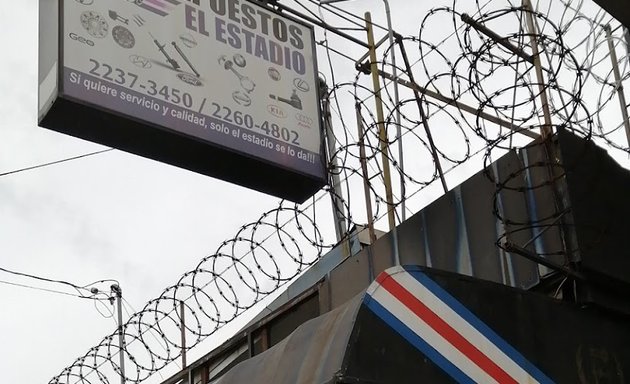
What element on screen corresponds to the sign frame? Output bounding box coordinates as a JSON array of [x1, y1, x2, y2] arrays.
[[39, 0, 328, 203]]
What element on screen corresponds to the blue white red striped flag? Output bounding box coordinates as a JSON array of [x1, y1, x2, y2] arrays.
[[364, 266, 555, 384]]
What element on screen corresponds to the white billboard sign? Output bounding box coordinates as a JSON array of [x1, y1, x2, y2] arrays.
[[61, 0, 324, 181]]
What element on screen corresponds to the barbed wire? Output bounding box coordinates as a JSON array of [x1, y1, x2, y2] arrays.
[[50, 1, 630, 383]]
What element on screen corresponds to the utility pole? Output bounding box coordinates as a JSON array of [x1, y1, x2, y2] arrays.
[[180, 300, 187, 368], [111, 284, 126, 384], [365, 11, 396, 232]]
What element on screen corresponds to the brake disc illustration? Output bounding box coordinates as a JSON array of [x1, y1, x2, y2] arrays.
[[112, 25, 135, 48], [80, 11, 108, 38]]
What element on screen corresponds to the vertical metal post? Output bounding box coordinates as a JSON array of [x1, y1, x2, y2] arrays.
[[355, 102, 377, 244], [523, 0, 553, 138], [605, 24, 630, 148], [260, 327, 269, 352], [365, 12, 396, 231], [111, 284, 125, 384], [247, 331, 254, 358], [180, 300, 187, 368], [201, 366, 209, 384], [321, 80, 348, 244], [522, 1, 581, 272], [321, 0, 404, 218], [381, 0, 405, 222]]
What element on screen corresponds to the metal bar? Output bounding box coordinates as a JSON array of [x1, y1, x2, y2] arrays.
[[383, 0, 405, 223], [522, 208, 568, 249], [111, 284, 126, 384], [350, 0, 406, 224], [180, 301, 187, 368], [356, 34, 390, 64], [273, 2, 369, 48], [321, 80, 349, 246], [461, 13, 534, 64], [398, 38, 448, 194], [261, 327, 269, 352], [503, 242, 585, 280], [365, 12, 396, 231], [201, 365, 209, 384], [376, 69, 540, 140], [355, 102, 377, 244], [505, 242, 630, 296], [605, 24, 630, 148], [523, 0, 580, 267], [522, 1, 553, 138], [247, 331, 254, 358]]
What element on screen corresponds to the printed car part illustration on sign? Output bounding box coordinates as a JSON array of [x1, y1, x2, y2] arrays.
[[38, 0, 326, 202]]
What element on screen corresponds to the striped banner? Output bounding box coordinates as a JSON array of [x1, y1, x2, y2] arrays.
[[364, 266, 555, 384], [137, 0, 181, 17]]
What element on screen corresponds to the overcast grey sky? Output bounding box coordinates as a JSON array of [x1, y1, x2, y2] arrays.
[[0, 1, 404, 383], [1, 1, 284, 382], [1, 1, 629, 384]]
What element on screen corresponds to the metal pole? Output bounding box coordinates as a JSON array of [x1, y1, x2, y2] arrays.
[[461, 13, 534, 64], [374, 68, 540, 140], [274, 1, 368, 48], [321, 80, 348, 244], [321, 0, 405, 220], [365, 12, 396, 231], [523, 0, 553, 138], [397, 39, 449, 194], [180, 300, 186, 368], [605, 24, 630, 148], [111, 284, 125, 384], [522, 1, 581, 270], [355, 102, 377, 244], [382, 0, 405, 222]]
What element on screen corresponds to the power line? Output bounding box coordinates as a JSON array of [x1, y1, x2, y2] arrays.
[[0, 148, 114, 178], [0, 278, 97, 299], [0, 266, 114, 301]]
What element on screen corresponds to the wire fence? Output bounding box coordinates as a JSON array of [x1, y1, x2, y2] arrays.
[[50, 1, 630, 383]]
